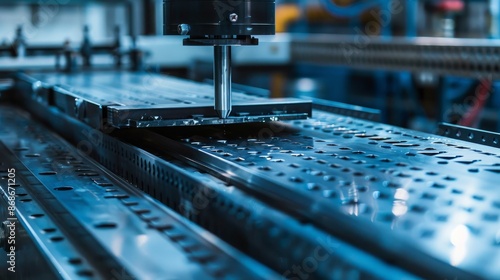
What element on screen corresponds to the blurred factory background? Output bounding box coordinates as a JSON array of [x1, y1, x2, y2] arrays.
[[2, 1, 500, 280], [1, 0, 500, 133]]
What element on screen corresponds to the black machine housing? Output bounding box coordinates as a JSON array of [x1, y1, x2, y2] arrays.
[[163, 0, 276, 39]]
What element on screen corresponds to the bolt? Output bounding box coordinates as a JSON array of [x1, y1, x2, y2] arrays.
[[229, 13, 238, 22], [177, 24, 190, 35]]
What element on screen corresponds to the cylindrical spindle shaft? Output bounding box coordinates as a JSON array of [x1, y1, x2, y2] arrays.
[[213, 45, 232, 119]]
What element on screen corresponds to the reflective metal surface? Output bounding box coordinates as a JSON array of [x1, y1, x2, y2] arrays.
[[0, 105, 278, 280], [5, 70, 500, 279], [438, 123, 500, 148], [17, 97, 417, 280], [214, 45, 232, 119], [146, 110, 500, 279], [0, 141, 104, 280], [17, 72, 311, 128], [0, 146, 65, 280]]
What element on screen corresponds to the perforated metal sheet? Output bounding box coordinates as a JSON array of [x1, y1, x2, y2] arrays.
[[0, 105, 278, 280], [10, 70, 500, 278], [438, 122, 500, 149], [152, 110, 500, 279], [17, 72, 311, 128], [11, 98, 420, 280]]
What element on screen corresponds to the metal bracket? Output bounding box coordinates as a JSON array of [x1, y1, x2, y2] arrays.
[[437, 122, 500, 148]]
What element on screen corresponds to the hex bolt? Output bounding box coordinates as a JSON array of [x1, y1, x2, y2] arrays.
[[177, 24, 191, 35], [229, 13, 238, 22]]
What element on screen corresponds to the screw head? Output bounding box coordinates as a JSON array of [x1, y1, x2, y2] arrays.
[[229, 13, 238, 22], [177, 24, 190, 35]]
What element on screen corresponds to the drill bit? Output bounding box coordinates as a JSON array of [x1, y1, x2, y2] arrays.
[[214, 45, 232, 119]]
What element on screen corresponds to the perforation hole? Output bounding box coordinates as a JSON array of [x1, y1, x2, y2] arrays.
[[41, 228, 56, 234], [30, 213, 44, 219], [307, 183, 321, 191], [50, 236, 64, 242], [472, 195, 485, 201], [25, 154, 40, 158], [410, 205, 427, 213], [39, 171, 57, 176], [420, 229, 435, 238], [54, 186, 73, 191], [94, 222, 118, 229], [68, 258, 83, 265], [289, 177, 303, 183], [483, 213, 499, 222]]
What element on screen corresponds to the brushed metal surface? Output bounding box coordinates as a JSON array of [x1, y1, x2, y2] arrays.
[[0, 105, 277, 280], [17, 72, 311, 129], [146, 110, 500, 279]]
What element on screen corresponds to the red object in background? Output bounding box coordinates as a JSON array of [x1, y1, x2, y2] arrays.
[[458, 80, 492, 128], [433, 0, 465, 13]]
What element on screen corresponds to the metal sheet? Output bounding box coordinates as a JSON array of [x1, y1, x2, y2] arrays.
[[17, 72, 311, 129], [10, 71, 500, 278], [0, 105, 278, 280], [10, 94, 419, 279], [145, 110, 500, 280], [438, 123, 500, 148], [0, 142, 107, 280]]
